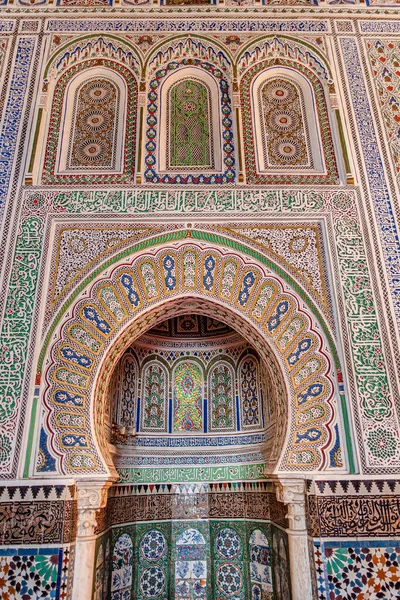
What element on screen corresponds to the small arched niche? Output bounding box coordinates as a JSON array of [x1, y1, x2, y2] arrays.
[[107, 313, 282, 475], [251, 67, 325, 176], [55, 68, 127, 175]]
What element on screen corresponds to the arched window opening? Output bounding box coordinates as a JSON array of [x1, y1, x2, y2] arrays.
[[57, 73, 126, 174], [241, 63, 339, 184], [42, 63, 137, 185], [252, 71, 324, 174], [208, 362, 236, 432], [152, 66, 231, 181], [141, 361, 168, 433], [239, 355, 262, 431], [66, 78, 119, 171], [111, 354, 137, 434]]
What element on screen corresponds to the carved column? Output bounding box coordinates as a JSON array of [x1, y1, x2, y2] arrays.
[[275, 478, 312, 600], [72, 480, 112, 600]]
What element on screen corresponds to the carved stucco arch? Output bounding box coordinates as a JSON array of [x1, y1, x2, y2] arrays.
[[37, 233, 350, 478]]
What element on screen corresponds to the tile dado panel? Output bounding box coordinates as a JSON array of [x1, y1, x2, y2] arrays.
[[314, 542, 400, 600], [97, 519, 284, 600]]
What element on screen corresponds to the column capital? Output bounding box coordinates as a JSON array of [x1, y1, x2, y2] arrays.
[[76, 479, 113, 538], [274, 477, 307, 532]]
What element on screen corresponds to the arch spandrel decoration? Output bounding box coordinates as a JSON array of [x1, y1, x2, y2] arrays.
[[37, 233, 349, 477]]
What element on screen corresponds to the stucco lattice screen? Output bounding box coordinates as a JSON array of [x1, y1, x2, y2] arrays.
[[167, 78, 213, 170]]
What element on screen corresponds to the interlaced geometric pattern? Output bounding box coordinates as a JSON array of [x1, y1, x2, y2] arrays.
[[167, 78, 213, 169], [67, 78, 119, 170], [260, 78, 312, 169]]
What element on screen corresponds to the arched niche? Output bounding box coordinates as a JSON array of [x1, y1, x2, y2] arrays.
[[251, 67, 325, 175], [144, 61, 235, 184], [240, 59, 339, 185], [40, 61, 138, 185], [35, 238, 350, 477]]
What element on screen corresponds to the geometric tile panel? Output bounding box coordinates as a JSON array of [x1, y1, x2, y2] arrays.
[[319, 542, 400, 600], [0, 547, 71, 600]]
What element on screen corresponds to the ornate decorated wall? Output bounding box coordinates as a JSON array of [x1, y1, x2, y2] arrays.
[[0, 1, 399, 599]]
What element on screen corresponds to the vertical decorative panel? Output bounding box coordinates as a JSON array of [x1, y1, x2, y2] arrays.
[[173, 361, 203, 432], [271, 526, 291, 600], [141, 361, 168, 433], [167, 78, 213, 169], [208, 362, 236, 432], [116, 355, 137, 430], [66, 78, 119, 171], [94, 543, 105, 600], [239, 357, 262, 430], [175, 528, 207, 598], [259, 78, 312, 169], [138, 527, 169, 599], [213, 522, 246, 600], [249, 529, 273, 599], [111, 533, 133, 599]]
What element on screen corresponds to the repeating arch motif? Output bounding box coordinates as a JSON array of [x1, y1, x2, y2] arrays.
[[44, 34, 141, 82], [39, 239, 343, 476]]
